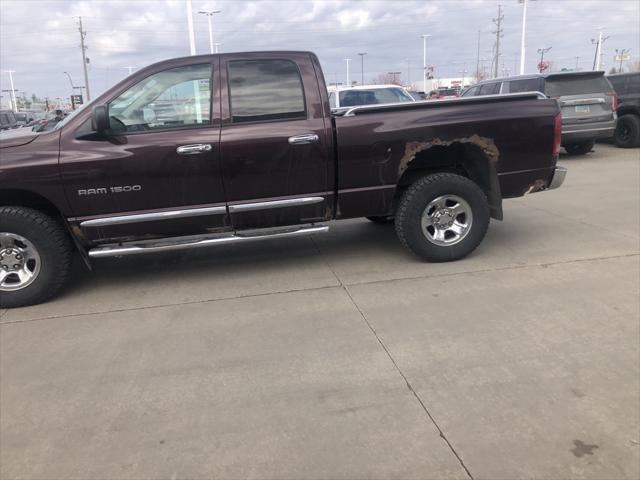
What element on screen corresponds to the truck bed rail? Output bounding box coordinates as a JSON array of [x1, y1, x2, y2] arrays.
[[335, 91, 548, 117]]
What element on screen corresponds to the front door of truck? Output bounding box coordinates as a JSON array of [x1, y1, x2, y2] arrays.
[[59, 58, 227, 243], [219, 53, 333, 230]]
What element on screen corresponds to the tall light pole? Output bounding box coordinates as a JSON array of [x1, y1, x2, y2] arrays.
[[591, 28, 609, 70], [2, 70, 16, 112], [186, 0, 196, 55], [421, 34, 431, 93], [344, 58, 351, 86], [198, 9, 221, 54], [405, 58, 411, 86], [518, 0, 530, 75], [214, 42, 222, 53], [358, 52, 367, 85], [124, 66, 135, 74]]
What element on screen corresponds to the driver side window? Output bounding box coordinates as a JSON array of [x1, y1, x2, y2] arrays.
[[108, 64, 212, 133]]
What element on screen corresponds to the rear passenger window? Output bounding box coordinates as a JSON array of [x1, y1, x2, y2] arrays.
[[508, 78, 542, 93], [228, 59, 306, 123], [478, 83, 500, 95]]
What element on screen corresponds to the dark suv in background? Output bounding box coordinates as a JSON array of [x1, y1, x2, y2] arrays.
[[607, 72, 640, 148], [463, 71, 617, 155]]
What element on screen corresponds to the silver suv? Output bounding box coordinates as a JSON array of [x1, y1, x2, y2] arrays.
[[462, 71, 617, 155]]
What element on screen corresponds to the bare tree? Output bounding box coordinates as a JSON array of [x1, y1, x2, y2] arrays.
[[372, 73, 403, 85]]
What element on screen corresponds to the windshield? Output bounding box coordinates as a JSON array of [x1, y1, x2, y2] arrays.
[[338, 87, 414, 107]]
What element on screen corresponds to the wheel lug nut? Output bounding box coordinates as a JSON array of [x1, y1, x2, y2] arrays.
[[13, 264, 20, 269], [15, 254, 22, 260]]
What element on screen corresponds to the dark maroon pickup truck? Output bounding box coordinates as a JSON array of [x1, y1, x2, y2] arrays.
[[0, 51, 566, 307]]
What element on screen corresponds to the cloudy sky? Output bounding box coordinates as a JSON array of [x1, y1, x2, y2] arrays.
[[1, 0, 638, 102]]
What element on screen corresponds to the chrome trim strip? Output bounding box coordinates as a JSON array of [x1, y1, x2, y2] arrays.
[[228, 196, 324, 213], [562, 127, 615, 134], [561, 98, 605, 106], [548, 166, 567, 190], [80, 206, 227, 228], [88, 224, 329, 258]]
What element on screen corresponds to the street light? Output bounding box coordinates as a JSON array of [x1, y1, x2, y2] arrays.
[[421, 34, 431, 93], [198, 9, 221, 54], [2, 70, 17, 112], [214, 42, 222, 53], [344, 58, 352, 86], [358, 52, 367, 85]]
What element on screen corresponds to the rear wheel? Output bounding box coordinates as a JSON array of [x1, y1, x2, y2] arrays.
[[614, 114, 640, 148], [564, 140, 595, 155], [0, 207, 72, 308], [395, 173, 490, 262]]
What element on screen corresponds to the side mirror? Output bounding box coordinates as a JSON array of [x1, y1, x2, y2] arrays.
[[91, 105, 109, 133]]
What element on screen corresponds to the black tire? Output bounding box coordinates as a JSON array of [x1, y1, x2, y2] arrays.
[[564, 140, 595, 155], [0, 207, 72, 308], [395, 173, 490, 262], [614, 114, 640, 148], [366, 215, 394, 224]]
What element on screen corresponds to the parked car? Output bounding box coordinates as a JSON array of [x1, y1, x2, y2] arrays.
[[435, 88, 460, 99], [14, 111, 43, 127], [0, 51, 565, 307], [0, 110, 18, 130], [408, 91, 429, 101], [328, 84, 415, 109], [462, 71, 616, 155], [607, 72, 640, 148]]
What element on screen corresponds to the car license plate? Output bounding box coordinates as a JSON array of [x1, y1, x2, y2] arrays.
[[575, 105, 590, 113]]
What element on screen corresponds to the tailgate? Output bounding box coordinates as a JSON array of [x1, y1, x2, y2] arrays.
[[559, 93, 613, 125]]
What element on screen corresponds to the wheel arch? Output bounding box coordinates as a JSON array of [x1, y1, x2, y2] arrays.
[[0, 188, 91, 269], [395, 140, 503, 220]]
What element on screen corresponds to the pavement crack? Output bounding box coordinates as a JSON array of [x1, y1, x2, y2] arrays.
[[310, 237, 474, 479]]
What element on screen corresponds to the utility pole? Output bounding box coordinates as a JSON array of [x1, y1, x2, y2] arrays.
[[124, 66, 136, 74], [77, 16, 91, 101], [344, 58, 351, 86], [2, 70, 16, 112], [406, 58, 411, 86], [537, 47, 551, 72], [198, 9, 221, 54], [186, 0, 196, 55], [358, 52, 367, 85], [492, 4, 504, 78], [575, 56, 580, 70], [615, 48, 630, 73], [475, 30, 481, 81], [214, 43, 222, 53], [421, 34, 431, 92]]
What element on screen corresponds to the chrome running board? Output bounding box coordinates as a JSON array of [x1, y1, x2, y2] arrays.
[[88, 224, 329, 258]]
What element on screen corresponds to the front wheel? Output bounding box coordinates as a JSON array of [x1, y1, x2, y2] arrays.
[[564, 140, 595, 155], [0, 207, 73, 308], [395, 173, 490, 262]]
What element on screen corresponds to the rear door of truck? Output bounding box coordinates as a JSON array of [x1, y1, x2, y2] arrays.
[[219, 52, 333, 230]]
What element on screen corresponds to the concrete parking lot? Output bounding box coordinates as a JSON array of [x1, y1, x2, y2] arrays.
[[1, 143, 638, 479]]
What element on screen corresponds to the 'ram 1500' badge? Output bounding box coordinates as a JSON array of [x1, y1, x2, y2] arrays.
[[78, 185, 142, 196]]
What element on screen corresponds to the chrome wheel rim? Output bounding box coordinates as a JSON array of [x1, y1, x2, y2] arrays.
[[0, 233, 41, 291], [421, 195, 473, 246]]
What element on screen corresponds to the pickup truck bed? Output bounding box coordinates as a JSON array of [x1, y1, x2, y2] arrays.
[[0, 51, 565, 307]]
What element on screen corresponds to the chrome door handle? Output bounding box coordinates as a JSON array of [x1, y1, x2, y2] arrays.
[[176, 144, 212, 155], [288, 133, 319, 145]]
